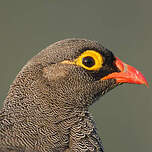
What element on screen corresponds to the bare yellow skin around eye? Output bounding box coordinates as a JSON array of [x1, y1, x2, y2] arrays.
[[61, 50, 104, 71], [75, 50, 103, 71]]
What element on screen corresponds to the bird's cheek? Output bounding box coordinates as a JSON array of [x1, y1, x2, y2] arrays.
[[42, 65, 69, 81]]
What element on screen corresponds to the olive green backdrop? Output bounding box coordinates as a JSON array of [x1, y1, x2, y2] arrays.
[[0, 0, 151, 152]]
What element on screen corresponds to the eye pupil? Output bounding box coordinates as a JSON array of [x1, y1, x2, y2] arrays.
[[82, 56, 95, 67]]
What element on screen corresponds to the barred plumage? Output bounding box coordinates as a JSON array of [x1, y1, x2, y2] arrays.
[[0, 39, 147, 152]]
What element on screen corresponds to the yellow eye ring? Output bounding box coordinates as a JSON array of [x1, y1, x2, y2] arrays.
[[75, 50, 103, 71]]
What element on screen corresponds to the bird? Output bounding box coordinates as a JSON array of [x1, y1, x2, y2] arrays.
[[0, 38, 148, 152]]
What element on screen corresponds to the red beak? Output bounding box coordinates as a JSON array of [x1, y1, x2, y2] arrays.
[[102, 57, 148, 87]]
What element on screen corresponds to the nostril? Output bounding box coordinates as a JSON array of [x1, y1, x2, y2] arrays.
[[114, 57, 124, 72]]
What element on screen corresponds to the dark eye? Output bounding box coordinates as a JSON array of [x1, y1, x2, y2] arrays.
[[75, 50, 103, 71], [82, 56, 95, 67]]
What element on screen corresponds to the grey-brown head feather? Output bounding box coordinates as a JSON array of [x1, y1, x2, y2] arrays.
[[0, 39, 119, 152]]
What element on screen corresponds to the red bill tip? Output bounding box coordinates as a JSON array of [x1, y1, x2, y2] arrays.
[[102, 57, 148, 87]]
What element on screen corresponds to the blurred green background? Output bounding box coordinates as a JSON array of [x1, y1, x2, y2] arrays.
[[0, 0, 151, 152]]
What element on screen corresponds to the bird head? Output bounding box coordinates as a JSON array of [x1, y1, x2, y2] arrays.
[[12, 39, 148, 110]]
